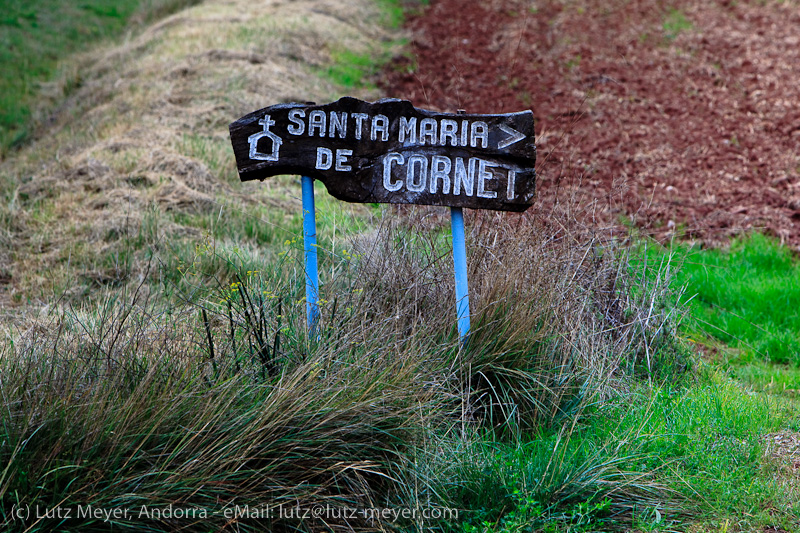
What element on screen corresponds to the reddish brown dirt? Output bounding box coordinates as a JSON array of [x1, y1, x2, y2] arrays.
[[382, 0, 800, 249]]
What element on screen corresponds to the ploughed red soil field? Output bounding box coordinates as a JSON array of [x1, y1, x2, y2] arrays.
[[382, 0, 800, 249]]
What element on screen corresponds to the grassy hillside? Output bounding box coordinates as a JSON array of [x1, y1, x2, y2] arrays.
[[0, 0, 397, 317], [0, 0, 204, 154]]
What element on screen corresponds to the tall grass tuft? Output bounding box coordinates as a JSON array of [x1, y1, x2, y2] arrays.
[[1, 296, 422, 531], [0, 209, 689, 531]]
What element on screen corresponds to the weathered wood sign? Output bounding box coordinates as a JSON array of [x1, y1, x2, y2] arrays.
[[229, 97, 536, 212]]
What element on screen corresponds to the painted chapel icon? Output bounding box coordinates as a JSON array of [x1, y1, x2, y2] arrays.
[[248, 115, 282, 161]]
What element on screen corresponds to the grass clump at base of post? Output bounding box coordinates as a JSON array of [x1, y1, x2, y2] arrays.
[[0, 287, 423, 531], [1, 210, 693, 531]]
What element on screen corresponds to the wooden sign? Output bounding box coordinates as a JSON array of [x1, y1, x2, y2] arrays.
[[229, 97, 536, 212]]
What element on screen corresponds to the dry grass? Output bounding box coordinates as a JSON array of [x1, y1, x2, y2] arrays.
[[0, 204, 688, 530], [0, 2, 697, 530], [327, 207, 689, 433], [2, 300, 423, 532], [763, 430, 800, 505], [0, 0, 401, 316]]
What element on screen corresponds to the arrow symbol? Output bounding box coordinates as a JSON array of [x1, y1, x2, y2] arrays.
[[497, 124, 526, 149]]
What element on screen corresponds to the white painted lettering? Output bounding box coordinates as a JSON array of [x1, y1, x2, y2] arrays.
[[439, 119, 458, 146], [460, 120, 469, 147], [335, 149, 352, 171], [453, 157, 476, 196], [420, 118, 438, 145], [379, 152, 513, 201], [430, 155, 451, 194], [315, 147, 333, 170], [471, 121, 488, 148], [406, 154, 428, 192], [371, 114, 389, 141], [476, 159, 498, 198], [383, 152, 404, 191], [287, 109, 305, 135], [507, 169, 516, 200], [398, 116, 417, 144], [309, 110, 326, 137], [329, 112, 347, 139], [352, 113, 369, 140]]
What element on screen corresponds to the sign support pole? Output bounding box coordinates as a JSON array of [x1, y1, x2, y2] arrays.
[[450, 206, 471, 342], [231, 99, 537, 343], [301, 175, 320, 334], [451, 109, 471, 343]]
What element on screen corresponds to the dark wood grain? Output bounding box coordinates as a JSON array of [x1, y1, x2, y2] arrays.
[[229, 97, 536, 211]]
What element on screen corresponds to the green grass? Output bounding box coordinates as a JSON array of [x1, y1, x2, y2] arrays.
[[561, 378, 787, 530], [584, 376, 798, 531], [320, 0, 407, 89], [408, 372, 799, 533], [676, 234, 800, 366], [0, 0, 200, 155], [376, 0, 405, 29], [634, 234, 800, 377], [434, 431, 666, 532], [729, 360, 800, 395], [662, 8, 693, 41], [1, 209, 697, 531], [325, 50, 377, 88], [323, 45, 402, 89]]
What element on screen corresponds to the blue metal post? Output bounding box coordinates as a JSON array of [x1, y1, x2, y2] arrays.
[[450, 207, 471, 342], [301, 176, 320, 333]]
